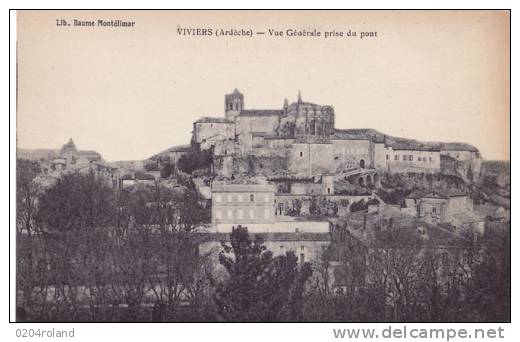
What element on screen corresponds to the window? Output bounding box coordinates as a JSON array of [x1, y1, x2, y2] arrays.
[[418, 157, 421, 161], [295, 227, 300, 233], [403, 155, 407, 161], [394, 155, 399, 161], [250, 194, 255, 202], [409, 155, 413, 161], [386, 154, 389, 160], [238, 209, 243, 219], [429, 157, 432, 162], [249, 209, 255, 219], [300, 253, 305, 264], [215, 194, 222, 203], [300, 151, 303, 157], [432, 207, 437, 214], [300, 246, 305, 252], [264, 194, 269, 202], [215, 210, 222, 219], [227, 209, 232, 219]]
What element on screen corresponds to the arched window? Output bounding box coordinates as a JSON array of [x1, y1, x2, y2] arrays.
[[250, 194, 255, 202]]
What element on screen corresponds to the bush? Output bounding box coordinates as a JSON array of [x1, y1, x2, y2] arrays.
[[177, 148, 213, 174]]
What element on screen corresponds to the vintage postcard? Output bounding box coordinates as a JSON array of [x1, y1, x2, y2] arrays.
[[14, 10, 510, 325]]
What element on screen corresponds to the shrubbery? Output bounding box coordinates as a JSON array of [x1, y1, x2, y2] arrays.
[[177, 148, 213, 174]]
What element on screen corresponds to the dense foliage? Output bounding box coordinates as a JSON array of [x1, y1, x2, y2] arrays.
[[16, 163, 510, 322], [215, 226, 312, 321], [177, 148, 213, 174]]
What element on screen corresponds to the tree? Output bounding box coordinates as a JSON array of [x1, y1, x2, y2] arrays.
[[177, 148, 213, 175], [16, 159, 41, 236], [130, 183, 207, 321], [33, 172, 118, 320], [214, 226, 312, 321], [350, 199, 368, 212], [16, 159, 48, 321], [144, 162, 159, 172], [37, 172, 116, 233], [466, 225, 510, 321], [160, 163, 175, 179]]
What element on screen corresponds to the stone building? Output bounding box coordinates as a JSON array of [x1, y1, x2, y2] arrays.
[[18, 138, 103, 175], [224, 88, 244, 121], [404, 189, 485, 236], [192, 117, 235, 150], [191, 89, 480, 180], [150, 144, 192, 166], [204, 178, 332, 266], [440, 143, 482, 182], [211, 180, 276, 227], [329, 206, 479, 292]]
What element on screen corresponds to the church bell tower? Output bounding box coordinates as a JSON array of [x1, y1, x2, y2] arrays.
[[225, 88, 244, 121]]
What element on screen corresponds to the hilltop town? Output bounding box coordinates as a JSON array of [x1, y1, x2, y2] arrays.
[[17, 89, 510, 308]]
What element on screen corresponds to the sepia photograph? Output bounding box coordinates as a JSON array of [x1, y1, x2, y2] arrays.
[[13, 9, 510, 325]]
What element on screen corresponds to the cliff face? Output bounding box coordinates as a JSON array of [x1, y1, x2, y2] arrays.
[[441, 154, 482, 183], [476, 161, 510, 208]]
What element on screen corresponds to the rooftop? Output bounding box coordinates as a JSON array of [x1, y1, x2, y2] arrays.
[[407, 189, 469, 199], [439, 142, 479, 152], [239, 109, 284, 117], [335, 206, 471, 248], [212, 182, 276, 193], [194, 117, 234, 124], [332, 129, 478, 153]]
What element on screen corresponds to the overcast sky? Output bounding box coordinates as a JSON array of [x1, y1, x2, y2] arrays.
[[17, 10, 510, 161]]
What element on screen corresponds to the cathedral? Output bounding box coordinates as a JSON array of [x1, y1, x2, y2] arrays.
[[191, 89, 482, 181]]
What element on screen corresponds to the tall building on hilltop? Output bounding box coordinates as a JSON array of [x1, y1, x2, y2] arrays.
[[224, 88, 244, 121], [190, 89, 481, 180], [60, 138, 79, 156]]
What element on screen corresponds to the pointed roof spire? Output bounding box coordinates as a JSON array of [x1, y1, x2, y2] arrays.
[[297, 90, 302, 104], [67, 138, 74, 145], [283, 98, 289, 109]]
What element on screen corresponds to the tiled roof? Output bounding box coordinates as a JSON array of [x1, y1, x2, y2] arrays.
[[225, 88, 244, 99], [194, 117, 234, 124], [332, 129, 479, 153], [332, 128, 386, 143], [77, 150, 102, 158], [212, 183, 275, 193], [239, 110, 284, 117], [385, 136, 441, 152], [294, 135, 332, 144], [440, 142, 479, 152], [336, 208, 470, 248]]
